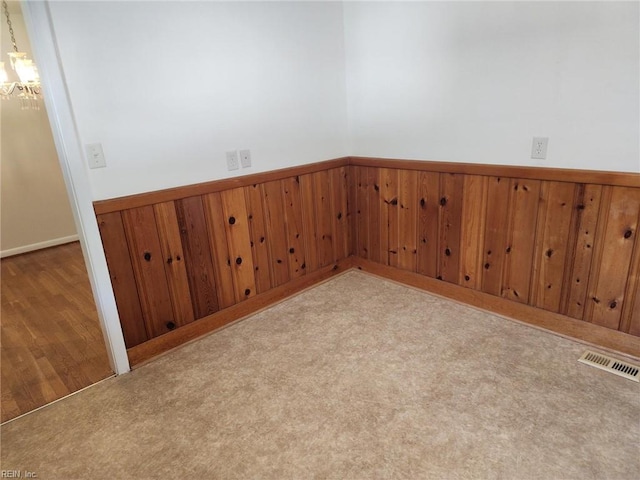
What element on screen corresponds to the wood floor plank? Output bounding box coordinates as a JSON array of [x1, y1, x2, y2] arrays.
[[1, 242, 113, 423]]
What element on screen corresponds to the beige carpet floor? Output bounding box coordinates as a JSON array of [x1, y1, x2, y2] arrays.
[[1, 271, 639, 479]]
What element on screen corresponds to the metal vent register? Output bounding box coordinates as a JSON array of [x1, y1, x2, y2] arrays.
[[578, 351, 639, 382]]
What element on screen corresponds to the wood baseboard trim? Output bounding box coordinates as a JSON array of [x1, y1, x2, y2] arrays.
[[351, 257, 640, 361], [127, 257, 355, 366], [0, 235, 80, 258]]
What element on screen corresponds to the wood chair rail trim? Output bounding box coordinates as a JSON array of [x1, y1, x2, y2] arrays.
[[94, 157, 639, 215], [350, 157, 640, 188], [93, 158, 350, 215]]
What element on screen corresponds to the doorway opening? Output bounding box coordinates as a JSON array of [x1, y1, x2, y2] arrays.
[[0, 1, 113, 424]]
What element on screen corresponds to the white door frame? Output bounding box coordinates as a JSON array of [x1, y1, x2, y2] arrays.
[[21, 1, 130, 374]]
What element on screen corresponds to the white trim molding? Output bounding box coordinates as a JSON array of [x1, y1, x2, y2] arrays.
[[21, 1, 130, 375], [1, 234, 80, 258]]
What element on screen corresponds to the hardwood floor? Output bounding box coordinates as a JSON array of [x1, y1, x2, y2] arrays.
[[1, 242, 113, 423]]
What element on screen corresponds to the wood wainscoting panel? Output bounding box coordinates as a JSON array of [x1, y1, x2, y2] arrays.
[[437, 172, 463, 283], [397, 170, 419, 272], [314, 170, 335, 268], [122, 206, 176, 339], [261, 180, 291, 287], [365, 167, 381, 264], [481, 176, 512, 296], [221, 188, 257, 302], [95, 157, 640, 364], [96, 212, 147, 348], [586, 186, 640, 330], [202, 192, 236, 309], [563, 184, 603, 319], [95, 160, 353, 364], [459, 175, 487, 290], [127, 258, 354, 366], [299, 173, 320, 273], [530, 181, 577, 313], [501, 178, 540, 304], [354, 166, 369, 261], [153, 201, 195, 328], [416, 171, 440, 278], [245, 184, 273, 295], [348, 157, 640, 343], [175, 196, 220, 319], [332, 167, 351, 262], [281, 177, 306, 279]]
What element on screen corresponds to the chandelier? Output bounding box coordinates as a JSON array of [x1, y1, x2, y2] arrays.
[[1, 0, 41, 109]]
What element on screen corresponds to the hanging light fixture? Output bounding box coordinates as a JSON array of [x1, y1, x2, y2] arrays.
[[1, 0, 41, 109]]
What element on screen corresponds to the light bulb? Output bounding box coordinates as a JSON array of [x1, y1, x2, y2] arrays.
[[0, 62, 8, 84], [16, 58, 39, 83]]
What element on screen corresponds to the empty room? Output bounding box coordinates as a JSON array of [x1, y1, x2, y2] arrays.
[[1, 1, 639, 479]]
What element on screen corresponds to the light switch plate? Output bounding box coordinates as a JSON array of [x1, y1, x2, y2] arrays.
[[86, 143, 107, 169], [239, 149, 251, 168]]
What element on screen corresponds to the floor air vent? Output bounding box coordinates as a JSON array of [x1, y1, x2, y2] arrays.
[[578, 351, 640, 382]]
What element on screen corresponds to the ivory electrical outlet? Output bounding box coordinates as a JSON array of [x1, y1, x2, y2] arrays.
[[531, 137, 548, 160], [226, 150, 240, 171]]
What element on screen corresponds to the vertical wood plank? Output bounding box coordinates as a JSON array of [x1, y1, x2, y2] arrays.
[[122, 206, 176, 338], [97, 212, 147, 348], [439, 173, 464, 283], [380, 168, 399, 267], [347, 166, 358, 257], [314, 170, 335, 267], [625, 272, 640, 336], [416, 171, 440, 277], [355, 166, 370, 259], [398, 170, 418, 272], [153, 201, 196, 327], [300, 174, 319, 273], [587, 187, 640, 330], [501, 179, 541, 303], [176, 196, 220, 319], [202, 192, 236, 309], [331, 167, 350, 261], [366, 167, 381, 263], [563, 184, 603, 319], [620, 217, 640, 334], [244, 185, 272, 294], [262, 180, 290, 286], [530, 181, 576, 312], [221, 188, 257, 301], [481, 176, 511, 296], [281, 177, 307, 278], [459, 175, 488, 289]]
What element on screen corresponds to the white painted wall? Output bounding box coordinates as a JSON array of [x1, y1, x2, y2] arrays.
[[344, 1, 640, 173], [47, 1, 349, 200], [1, 8, 77, 255]]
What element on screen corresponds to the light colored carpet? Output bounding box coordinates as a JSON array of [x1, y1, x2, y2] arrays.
[[1, 270, 638, 479]]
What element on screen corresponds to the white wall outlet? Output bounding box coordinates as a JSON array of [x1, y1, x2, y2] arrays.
[[226, 150, 240, 171], [531, 137, 548, 160], [86, 143, 107, 169], [239, 149, 252, 168]]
